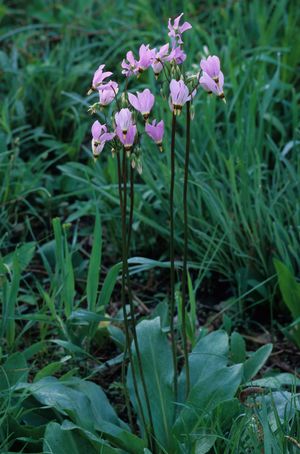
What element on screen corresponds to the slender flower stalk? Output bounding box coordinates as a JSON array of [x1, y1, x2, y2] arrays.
[[181, 101, 191, 398], [169, 112, 178, 400], [120, 148, 156, 452], [127, 165, 134, 251], [116, 151, 146, 436]]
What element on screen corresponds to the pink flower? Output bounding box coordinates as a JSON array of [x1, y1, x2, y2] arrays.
[[121, 45, 155, 77], [98, 81, 118, 106], [121, 51, 138, 77], [91, 64, 113, 91], [168, 13, 192, 45], [116, 124, 137, 151], [145, 120, 164, 150], [128, 88, 155, 120], [91, 120, 115, 157], [137, 44, 155, 73], [115, 108, 133, 133], [200, 71, 225, 100], [166, 46, 186, 65], [169, 79, 190, 115], [200, 56, 221, 81], [151, 44, 169, 77]]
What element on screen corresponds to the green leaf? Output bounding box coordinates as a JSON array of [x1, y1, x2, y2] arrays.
[[127, 317, 175, 452], [254, 391, 300, 432], [274, 259, 300, 346], [43, 421, 112, 454], [231, 332, 246, 363], [52, 218, 75, 318], [67, 378, 125, 428], [187, 271, 196, 345], [1, 253, 21, 347], [26, 377, 144, 454], [60, 421, 125, 453], [195, 431, 217, 454], [243, 343, 273, 382], [34, 358, 70, 382], [6, 415, 45, 443], [68, 379, 145, 454], [179, 330, 229, 401], [63, 234, 75, 318], [248, 373, 300, 389], [51, 339, 93, 357], [274, 259, 300, 320], [0, 352, 28, 391], [53, 218, 64, 273], [29, 377, 93, 425], [107, 325, 126, 351], [69, 309, 105, 324], [23, 341, 47, 360], [3, 242, 36, 272], [98, 263, 122, 309], [173, 365, 242, 439], [87, 210, 102, 312]]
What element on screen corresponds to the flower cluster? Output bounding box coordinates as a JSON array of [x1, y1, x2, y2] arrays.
[[88, 13, 225, 167]]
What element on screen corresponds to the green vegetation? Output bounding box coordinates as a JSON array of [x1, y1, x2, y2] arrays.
[[0, 0, 300, 452]]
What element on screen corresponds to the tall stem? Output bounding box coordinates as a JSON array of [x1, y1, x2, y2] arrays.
[[116, 151, 146, 435], [121, 149, 156, 452], [127, 164, 134, 251], [170, 112, 178, 400], [182, 101, 191, 398]]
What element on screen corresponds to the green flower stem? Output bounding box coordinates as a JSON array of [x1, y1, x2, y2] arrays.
[[121, 344, 134, 430], [182, 100, 191, 398], [116, 151, 146, 436], [127, 164, 134, 251], [170, 112, 178, 401], [121, 149, 156, 452]]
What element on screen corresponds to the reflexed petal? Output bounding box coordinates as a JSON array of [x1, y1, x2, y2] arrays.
[[128, 93, 140, 111], [180, 21, 192, 33], [91, 120, 103, 140]]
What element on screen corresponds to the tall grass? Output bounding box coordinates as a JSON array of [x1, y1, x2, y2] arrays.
[[1, 0, 299, 326]]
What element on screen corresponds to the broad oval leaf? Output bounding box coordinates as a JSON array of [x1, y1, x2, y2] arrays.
[[173, 365, 243, 440], [127, 317, 176, 452], [179, 330, 229, 401], [243, 343, 272, 383], [43, 421, 119, 454]]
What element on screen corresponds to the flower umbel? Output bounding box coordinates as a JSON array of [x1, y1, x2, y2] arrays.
[[128, 88, 155, 120]]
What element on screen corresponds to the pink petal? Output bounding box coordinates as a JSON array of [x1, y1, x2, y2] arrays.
[[128, 93, 140, 111], [91, 120, 103, 140], [180, 21, 192, 33], [174, 13, 183, 29]]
